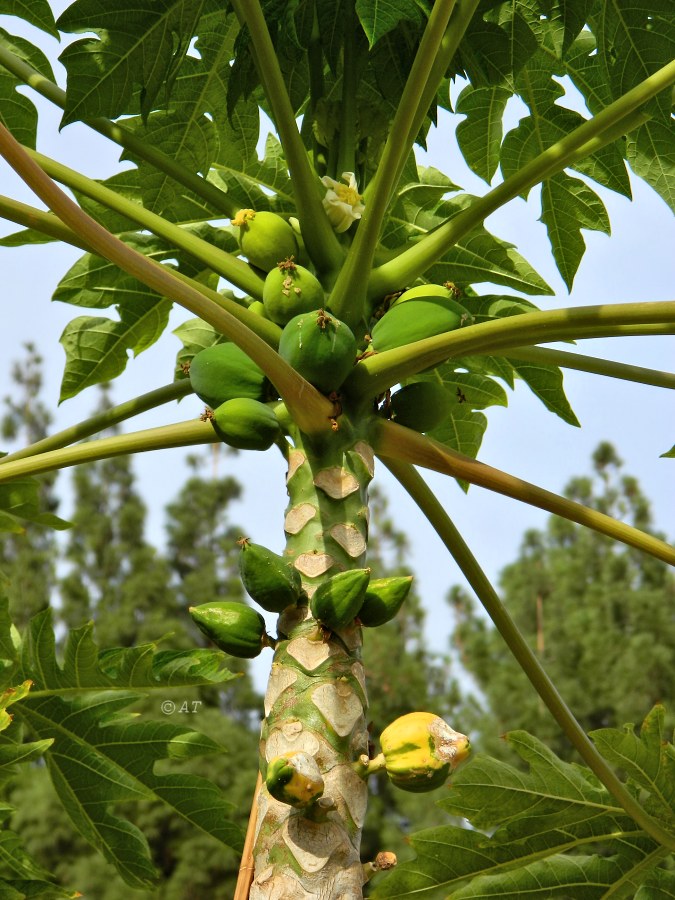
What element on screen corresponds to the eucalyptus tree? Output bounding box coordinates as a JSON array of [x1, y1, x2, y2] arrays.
[[0, 2, 674, 898]]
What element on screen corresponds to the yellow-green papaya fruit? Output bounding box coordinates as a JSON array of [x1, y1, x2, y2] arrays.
[[265, 751, 324, 808], [278, 309, 357, 393], [189, 601, 267, 658], [263, 259, 324, 325], [390, 282, 461, 306], [211, 398, 280, 450], [371, 297, 472, 352], [232, 209, 299, 272], [380, 712, 470, 792], [190, 343, 269, 408]]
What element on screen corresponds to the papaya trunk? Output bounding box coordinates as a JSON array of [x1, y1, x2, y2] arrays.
[[250, 425, 374, 899]]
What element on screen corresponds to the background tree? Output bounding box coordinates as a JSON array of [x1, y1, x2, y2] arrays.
[[451, 443, 675, 761], [1, 343, 62, 625]]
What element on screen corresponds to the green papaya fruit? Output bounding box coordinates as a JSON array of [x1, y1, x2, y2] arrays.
[[189, 601, 267, 658], [232, 209, 299, 272], [263, 259, 325, 326], [388, 382, 452, 433], [247, 300, 269, 319], [190, 343, 269, 408], [310, 568, 370, 630], [239, 540, 303, 612], [211, 398, 280, 450], [380, 712, 470, 793], [278, 309, 357, 394], [391, 282, 461, 306], [371, 297, 472, 353], [358, 575, 413, 627], [266, 751, 325, 808]]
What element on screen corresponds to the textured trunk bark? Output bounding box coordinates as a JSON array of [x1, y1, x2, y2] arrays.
[[249, 426, 374, 899]]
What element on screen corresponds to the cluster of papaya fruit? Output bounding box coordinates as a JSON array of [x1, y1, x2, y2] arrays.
[[189, 540, 414, 659], [188, 208, 477, 451]]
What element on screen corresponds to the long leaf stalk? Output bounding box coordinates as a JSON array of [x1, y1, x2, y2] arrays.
[[0, 42, 239, 218], [503, 346, 675, 390], [0, 123, 334, 434], [383, 458, 675, 853], [0, 193, 282, 347], [0, 194, 93, 251], [229, 0, 343, 275], [336, 0, 360, 178], [329, 0, 458, 326], [368, 59, 675, 296], [386, 0, 481, 202], [0, 381, 194, 464], [25, 147, 265, 300], [0, 420, 219, 483], [371, 418, 675, 566], [346, 300, 675, 398]]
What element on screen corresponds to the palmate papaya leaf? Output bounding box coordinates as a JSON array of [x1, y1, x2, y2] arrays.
[[56, 0, 205, 126], [455, 84, 512, 184], [0, 480, 70, 533], [373, 710, 675, 899], [172, 316, 223, 377], [355, 0, 427, 48], [0, 603, 244, 889], [210, 133, 297, 215], [118, 8, 260, 218], [0, 0, 58, 37], [0, 29, 56, 149], [385, 195, 553, 296], [53, 233, 178, 401], [661, 445, 675, 458], [0, 806, 80, 900]]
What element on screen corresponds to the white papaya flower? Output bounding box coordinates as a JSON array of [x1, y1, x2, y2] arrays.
[[321, 171, 365, 233]]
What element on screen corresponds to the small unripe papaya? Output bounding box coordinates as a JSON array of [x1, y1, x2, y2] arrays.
[[189, 343, 269, 408], [380, 712, 470, 793], [358, 575, 413, 627], [388, 382, 452, 433], [265, 751, 324, 808], [278, 309, 357, 394], [310, 568, 370, 630], [231, 209, 299, 272], [210, 398, 280, 450], [263, 258, 324, 325], [189, 601, 268, 658], [371, 297, 472, 353], [239, 540, 303, 612], [391, 282, 461, 306]]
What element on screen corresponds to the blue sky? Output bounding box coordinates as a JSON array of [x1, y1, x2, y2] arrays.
[[1, 12, 674, 681]]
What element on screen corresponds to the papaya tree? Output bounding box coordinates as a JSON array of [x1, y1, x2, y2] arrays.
[[0, 1, 674, 898]]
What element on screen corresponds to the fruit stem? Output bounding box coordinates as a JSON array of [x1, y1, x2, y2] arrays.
[[368, 59, 675, 297], [0, 42, 240, 218], [328, 0, 459, 328], [384, 458, 675, 854], [344, 300, 675, 399], [24, 146, 265, 300], [230, 0, 344, 276], [371, 418, 675, 566]]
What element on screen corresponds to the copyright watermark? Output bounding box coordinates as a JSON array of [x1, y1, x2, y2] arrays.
[[161, 699, 203, 715]]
